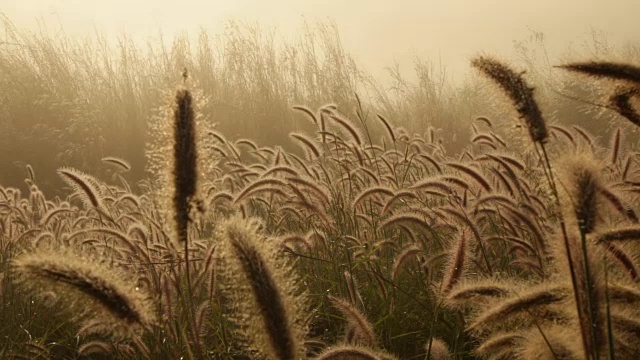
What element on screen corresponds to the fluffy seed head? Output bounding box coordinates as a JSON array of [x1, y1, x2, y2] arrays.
[[172, 87, 200, 243], [329, 295, 376, 347], [559, 154, 603, 234], [57, 168, 104, 210], [216, 216, 307, 360], [558, 61, 640, 85], [471, 56, 548, 143], [425, 338, 451, 360], [608, 86, 640, 127], [12, 246, 156, 338]]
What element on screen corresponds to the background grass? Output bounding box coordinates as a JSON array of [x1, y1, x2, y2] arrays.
[[2, 16, 637, 195]]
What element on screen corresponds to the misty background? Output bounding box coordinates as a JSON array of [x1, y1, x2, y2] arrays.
[[2, 0, 640, 196], [6, 0, 640, 83]]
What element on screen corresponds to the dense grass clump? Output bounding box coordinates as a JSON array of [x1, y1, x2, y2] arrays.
[[4, 15, 640, 360]]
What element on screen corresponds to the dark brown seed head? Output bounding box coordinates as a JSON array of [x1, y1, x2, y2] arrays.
[[560, 155, 602, 235], [172, 87, 198, 243], [471, 56, 547, 143], [608, 86, 640, 127], [558, 61, 640, 85]]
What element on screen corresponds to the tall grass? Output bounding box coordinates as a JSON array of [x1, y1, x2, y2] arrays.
[[2, 14, 640, 360], [0, 16, 538, 197]]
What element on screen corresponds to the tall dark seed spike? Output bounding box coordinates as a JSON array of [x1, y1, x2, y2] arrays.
[[173, 87, 198, 243]]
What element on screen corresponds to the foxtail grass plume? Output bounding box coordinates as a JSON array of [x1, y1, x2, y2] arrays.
[[313, 345, 398, 360], [328, 295, 376, 347], [608, 86, 640, 127], [441, 232, 468, 294], [558, 61, 640, 85], [101, 156, 131, 171], [557, 154, 607, 358], [517, 324, 584, 360], [172, 87, 200, 243], [471, 56, 548, 143], [216, 216, 307, 360], [12, 246, 156, 338], [467, 284, 566, 334], [57, 168, 104, 211], [558, 154, 603, 235], [425, 338, 452, 360]]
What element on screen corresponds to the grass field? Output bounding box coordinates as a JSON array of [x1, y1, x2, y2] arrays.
[[2, 16, 640, 359]]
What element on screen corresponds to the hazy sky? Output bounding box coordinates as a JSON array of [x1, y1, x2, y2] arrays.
[[4, 0, 640, 82]]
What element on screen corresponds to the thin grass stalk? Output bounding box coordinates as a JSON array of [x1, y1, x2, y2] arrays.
[[603, 253, 615, 359], [540, 144, 593, 358], [475, 53, 593, 356]]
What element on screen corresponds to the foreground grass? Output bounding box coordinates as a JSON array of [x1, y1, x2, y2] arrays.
[[2, 55, 640, 359]]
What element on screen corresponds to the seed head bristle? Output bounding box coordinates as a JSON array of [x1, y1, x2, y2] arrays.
[[467, 285, 566, 333], [216, 216, 307, 360], [172, 87, 199, 243], [442, 232, 468, 293], [314, 345, 393, 360], [425, 338, 452, 360], [328, 295, 376, 347], [608, 85, 640, 127], [101, 156, 131, 171], [57, 168, 104, 210], [558, 61, 640, 85], [471, 56, 547, 143], [13, 247, 156, 338], [559, 154, 603, 234]]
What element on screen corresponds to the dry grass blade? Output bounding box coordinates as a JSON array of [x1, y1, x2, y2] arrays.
[[611, 128, 621, 165]]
